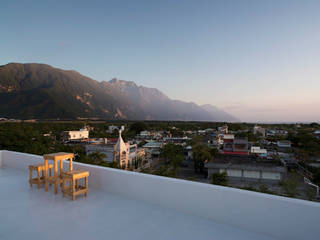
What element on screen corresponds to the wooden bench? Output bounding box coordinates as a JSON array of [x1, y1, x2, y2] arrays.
[[29, 164, 53, 189], [61, 170, 89, 201]]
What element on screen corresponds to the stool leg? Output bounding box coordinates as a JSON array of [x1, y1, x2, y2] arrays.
[[76, 179, 79, 191], [62, 179, 66, 198], [72, 180, 75, 201], [85, 177, 88, 197], [37, 169, 41, 189], [29, 168, 33, 187], [49, 168, 52, 186]]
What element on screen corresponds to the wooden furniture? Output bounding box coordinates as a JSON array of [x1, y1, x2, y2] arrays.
[[43, 152, 74, 194], [62, 170, 89, 201], [29, 164, 53, 189]]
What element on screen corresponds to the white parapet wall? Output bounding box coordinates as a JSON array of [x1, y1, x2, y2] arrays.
[[1, 150, 320, 240]]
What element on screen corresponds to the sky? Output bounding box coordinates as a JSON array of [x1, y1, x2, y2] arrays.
[[1, 0, 320, 122]]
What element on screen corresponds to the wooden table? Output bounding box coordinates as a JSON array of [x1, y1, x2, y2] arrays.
[[43, 152, 74, 194]]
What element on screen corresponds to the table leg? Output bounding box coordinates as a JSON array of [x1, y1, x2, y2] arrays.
[[37, 168, 41, 189], [60, 159, 63, 177], [85, 177, 88, 197], [70, 157, 73, 171], [54, 159, 58, 194], [60, 160, 63, 188], [45, 159, 48, 192], [72, 180, 75, 201]]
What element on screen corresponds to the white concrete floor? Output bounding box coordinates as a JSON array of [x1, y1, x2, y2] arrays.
[[0, 168, 277, 240]]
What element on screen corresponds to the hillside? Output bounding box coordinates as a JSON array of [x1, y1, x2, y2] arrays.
[[0, 63, 238, 121]]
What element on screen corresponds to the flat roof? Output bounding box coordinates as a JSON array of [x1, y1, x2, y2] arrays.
[[0, 168, 274, 240]]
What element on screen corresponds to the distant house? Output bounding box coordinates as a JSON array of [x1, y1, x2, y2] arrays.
[[108, 125, 124, 134], [218, 125, 228, 134], [140, 131, 151, 137], [222, 134, 235, 151], [143, 141, 163, 157], [205, 154, 286, 183], [253, 125, 266, 137], [233, 138, 249, 153], [61, 127, 89, 141], [163, 136, 191, 145], [222, 135, 249, 155], [250, 146, 267, 158], [277, 140, 291, 148]]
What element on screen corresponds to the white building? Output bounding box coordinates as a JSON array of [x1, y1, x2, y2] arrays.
[[218, 125, 228, 134], [250, 146, 267, 157], [277, 140, 291, 148], [113, 130, 136, 168], [62, 127, 89, 141], [86, 131, 139, 169], [140, 130, 150, 137], [253, 125, 266, 137], [108, 125, 125, 134]]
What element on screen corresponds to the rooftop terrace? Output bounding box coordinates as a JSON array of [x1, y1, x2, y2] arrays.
[[1, 150, 320, 240]]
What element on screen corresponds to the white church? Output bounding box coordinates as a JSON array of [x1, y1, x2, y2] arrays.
[[85, 130, 142, 169]]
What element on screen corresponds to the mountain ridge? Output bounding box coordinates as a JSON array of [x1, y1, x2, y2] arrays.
[[0, 63, 238, 121]]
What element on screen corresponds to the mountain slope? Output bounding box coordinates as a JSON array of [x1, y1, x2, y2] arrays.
[[201, 104, 239, 122], [0, 63, 238, 121]]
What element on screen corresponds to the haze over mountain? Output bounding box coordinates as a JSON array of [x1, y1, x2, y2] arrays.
[[0, 63, 238, 121]]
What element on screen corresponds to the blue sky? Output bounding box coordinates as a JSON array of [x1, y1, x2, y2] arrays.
[[1, 0, 320, 122]]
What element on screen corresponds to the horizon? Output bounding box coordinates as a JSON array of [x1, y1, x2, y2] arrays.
[[1, 0, 320, 122]]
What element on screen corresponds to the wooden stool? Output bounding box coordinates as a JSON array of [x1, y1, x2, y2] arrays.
[[29, 164, 53, 189], [62, 171, 89, 201]]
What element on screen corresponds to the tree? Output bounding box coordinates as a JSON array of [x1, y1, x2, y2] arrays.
[[160, 143, 184, 177], [281, 173, 299, 197], [84, 152, 107, 165], [211, 172, 228, 186], [312, 168, 320, 186], [161, 143, 183, 164], [192, 144, 212, 173], [129, 122, 147, 135]]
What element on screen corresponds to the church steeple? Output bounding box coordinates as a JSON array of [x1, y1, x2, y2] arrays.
[[114, 129, 129, 168], [114, 130, 126, 153]]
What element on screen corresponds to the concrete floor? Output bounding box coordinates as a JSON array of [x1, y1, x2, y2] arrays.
[[0, 168, 277, 240]]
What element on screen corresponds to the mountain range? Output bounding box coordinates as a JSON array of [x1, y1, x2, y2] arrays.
[[0, 63, 238, 121]]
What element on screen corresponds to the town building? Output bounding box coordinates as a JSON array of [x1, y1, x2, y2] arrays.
[[250, 146, 267, 158], [163, 136, 191, 145], [85, 130, 141, 169], [113, 130, 138, 168], [222, 134, 234, 151], [206, 154, 286, 183], [277, 140, 291, 148], [61, 127, 89, 141], [222, 135, 249, 154], [218, 125, 228, 134], [108, 125, 125, 134], [253, 125, 266, 137], [142, 141, 163, 157]]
